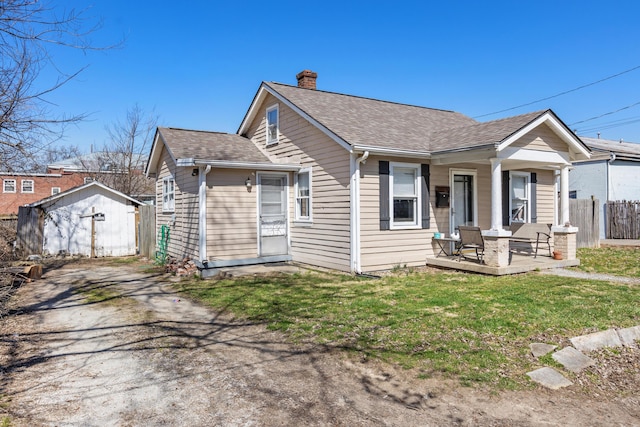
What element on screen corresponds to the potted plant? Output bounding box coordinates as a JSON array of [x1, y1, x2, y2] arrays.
[[552, 250, 563, 260]]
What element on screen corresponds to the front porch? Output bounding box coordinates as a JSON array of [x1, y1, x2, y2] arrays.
[[426, 252, 580, 276]]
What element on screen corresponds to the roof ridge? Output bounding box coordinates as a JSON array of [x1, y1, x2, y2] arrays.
[[164, 127, 242, 136], [266, 81, 462, 115]]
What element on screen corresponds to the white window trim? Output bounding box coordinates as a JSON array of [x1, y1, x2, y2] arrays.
[[294, 167, 312, 223], [84, 177, 94, 184], [266, 104, 279, 145], [389, 162, 421, 229], [162, 175, 175, 212], [3, 179, 16, 193], [21, 179, 34, 193], [51, 187, 61, 195], [509, 171, 530, 224]]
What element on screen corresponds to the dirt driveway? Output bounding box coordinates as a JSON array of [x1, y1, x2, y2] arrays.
[[1, 260, 638, 426]]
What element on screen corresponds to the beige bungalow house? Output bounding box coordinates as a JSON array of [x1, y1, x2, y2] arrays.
[[145, 70, 591, 276]]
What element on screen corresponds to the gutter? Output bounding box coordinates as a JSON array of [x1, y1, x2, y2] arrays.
[[352, 145, 431, 159], [177, 158, 301, 172], [350, 151, 369, 274]]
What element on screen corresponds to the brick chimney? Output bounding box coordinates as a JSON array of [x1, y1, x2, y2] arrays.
[[296, 70, 317, 90]]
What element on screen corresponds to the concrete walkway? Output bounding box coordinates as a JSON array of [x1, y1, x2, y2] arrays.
[[527, 325, 640, 389], [539, 268, 640, 284]]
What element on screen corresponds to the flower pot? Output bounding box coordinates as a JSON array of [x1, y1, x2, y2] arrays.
[[552, 251, 563, 260]]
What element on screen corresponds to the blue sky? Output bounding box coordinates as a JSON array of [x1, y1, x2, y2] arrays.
[[43, 0, 640, 153]]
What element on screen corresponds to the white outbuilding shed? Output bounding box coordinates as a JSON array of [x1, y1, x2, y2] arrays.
[[23, 181, 142, 257]]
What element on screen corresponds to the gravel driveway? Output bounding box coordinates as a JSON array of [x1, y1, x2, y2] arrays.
[[1, 259, 638, 426]]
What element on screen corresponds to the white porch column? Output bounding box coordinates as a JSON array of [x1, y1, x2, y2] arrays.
[[560, 165, 570, 226], [490, 158, 503, 231]]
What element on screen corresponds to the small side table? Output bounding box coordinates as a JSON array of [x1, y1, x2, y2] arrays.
[[433, 237, 460, 257]]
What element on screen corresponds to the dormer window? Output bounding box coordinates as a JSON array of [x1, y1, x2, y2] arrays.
[[266, 105, 279, 145]]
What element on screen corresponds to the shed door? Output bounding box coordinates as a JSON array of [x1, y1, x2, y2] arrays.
[[258, 174, 288, 256]]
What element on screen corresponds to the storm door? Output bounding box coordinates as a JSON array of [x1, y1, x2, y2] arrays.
[[258, 174, 288, 256], [450, 170, 477, 233]]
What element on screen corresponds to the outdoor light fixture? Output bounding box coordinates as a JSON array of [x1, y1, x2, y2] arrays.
[[192, 168, 198, 176], [245, 177, 252, 189]]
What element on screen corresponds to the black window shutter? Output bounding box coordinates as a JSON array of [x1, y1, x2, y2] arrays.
[[421, 164, 430, 229], [379, 161, 390, 230], [502, 170, 510, 226], [530, 172, 537, 223]]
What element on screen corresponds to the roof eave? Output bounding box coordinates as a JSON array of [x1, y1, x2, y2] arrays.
[[352, 145, 431, 159], [178, 158, 301, 172]]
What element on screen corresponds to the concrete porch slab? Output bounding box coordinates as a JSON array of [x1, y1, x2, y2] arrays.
[[426, 253, 580, 276], [527, 367, 573, 390], [570, 329, 622, 352], [552, 347, 595, 373]]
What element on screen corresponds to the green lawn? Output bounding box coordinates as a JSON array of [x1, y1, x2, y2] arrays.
[[576, 247, 640, 277], [177, 258, 640, 389]]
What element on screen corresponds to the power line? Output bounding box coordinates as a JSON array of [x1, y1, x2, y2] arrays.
[[474, 64, 640, 119], [569, 101, 640, 126], [576, 116, 640, 133]]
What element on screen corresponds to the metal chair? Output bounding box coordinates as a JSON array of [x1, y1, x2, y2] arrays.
[[457, 226, 484, 263]]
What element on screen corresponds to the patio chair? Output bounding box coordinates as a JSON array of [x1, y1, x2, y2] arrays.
[[457, 226, 485, 263]]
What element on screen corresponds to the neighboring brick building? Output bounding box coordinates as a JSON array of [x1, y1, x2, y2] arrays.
[[1, 152, 155, 217], [0, 171, 89, 217]]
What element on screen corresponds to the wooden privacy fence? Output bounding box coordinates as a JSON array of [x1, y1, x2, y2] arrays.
[[606, 201, 640, 239], [138, 204, 156, 259], [569, 198, 600, 248]]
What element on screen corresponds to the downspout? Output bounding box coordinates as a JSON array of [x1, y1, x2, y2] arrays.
[[350, 151, 369, 274], [607, 152, 616, 202], [198, 165, 212, 262]]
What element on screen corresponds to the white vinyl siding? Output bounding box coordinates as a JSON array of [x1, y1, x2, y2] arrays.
[[156, 146, 200, 261], [206, 168, 258, 260], [247, 93, 351, 271]]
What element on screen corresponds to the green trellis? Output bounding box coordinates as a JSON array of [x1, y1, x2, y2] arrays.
[[156, 225, 170, 264]]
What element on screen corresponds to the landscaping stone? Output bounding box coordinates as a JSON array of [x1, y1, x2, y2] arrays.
[[530, 343, 557, 358], [617, 326, 640, 347], [552, 347, 595, 373], [526, 367, 573, 390], [570, 329, 622, 352]]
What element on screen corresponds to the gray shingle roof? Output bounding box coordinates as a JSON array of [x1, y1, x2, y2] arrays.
[[266, 82, 478, 152], [580, 136, 640, 158], [158, 127, 270, 163], [429, 110, 547, 152]]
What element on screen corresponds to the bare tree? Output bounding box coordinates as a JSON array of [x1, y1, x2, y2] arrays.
[[0, 0, 113, 172], [89, 104, 157, 197]]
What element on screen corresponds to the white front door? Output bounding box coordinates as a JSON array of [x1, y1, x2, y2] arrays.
[[450, 170, 478, 233], [258, 173, 289, 256]]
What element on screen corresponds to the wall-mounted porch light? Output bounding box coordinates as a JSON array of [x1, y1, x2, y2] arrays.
[[245, 177, 252, 189], [192, 168, 199, 176]]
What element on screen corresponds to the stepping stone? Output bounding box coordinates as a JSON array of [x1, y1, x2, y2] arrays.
[[527, 367, 573, 390], [617, 326, 640, 347], [552, 347, 595, 373], [570, 329, 622, 352], [530, 343, 557, 358]]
